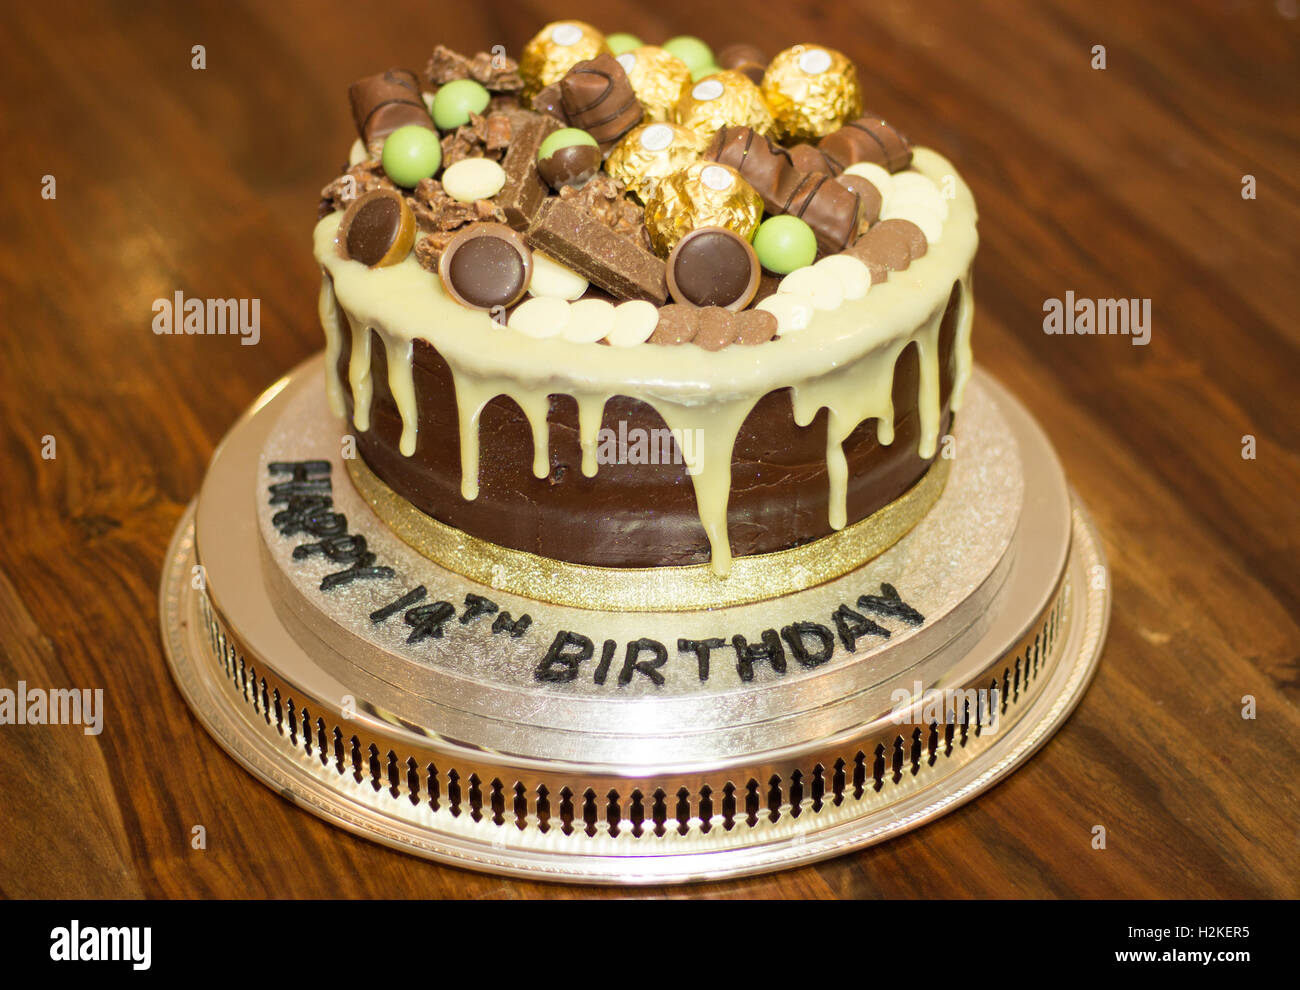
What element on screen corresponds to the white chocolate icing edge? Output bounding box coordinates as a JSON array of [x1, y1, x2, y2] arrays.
[[315, 147, 977, 574]]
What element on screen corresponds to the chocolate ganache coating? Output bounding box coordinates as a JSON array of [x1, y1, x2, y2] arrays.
[[335, 284, 963, 568]]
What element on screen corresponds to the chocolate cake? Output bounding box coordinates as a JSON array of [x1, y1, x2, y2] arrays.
[[314, 21, 977, 594]]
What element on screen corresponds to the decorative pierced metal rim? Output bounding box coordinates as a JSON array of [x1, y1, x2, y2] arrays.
[[159, 494, 1107, 884]]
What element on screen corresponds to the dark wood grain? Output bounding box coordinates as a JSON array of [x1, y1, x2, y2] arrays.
[[1, 0, 1296, 899]]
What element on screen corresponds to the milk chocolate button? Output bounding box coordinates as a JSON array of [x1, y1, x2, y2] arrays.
[[648, 303, 698, 345], [692, 307, 738, 350], [666, 226, 760, 310], [875, 217, 927, 259], [439, 223, 534, 310], [338, 188, 416, 267], [732, 308, 778, 345]]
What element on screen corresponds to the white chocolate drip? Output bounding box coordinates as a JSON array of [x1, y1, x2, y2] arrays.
[[316, 148, 978, 576]]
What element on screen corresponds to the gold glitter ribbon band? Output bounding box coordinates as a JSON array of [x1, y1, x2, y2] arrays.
[[346, 455, 951, 612]]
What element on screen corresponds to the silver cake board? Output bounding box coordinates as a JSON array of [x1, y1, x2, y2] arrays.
[[159, 354, 1109, 884]]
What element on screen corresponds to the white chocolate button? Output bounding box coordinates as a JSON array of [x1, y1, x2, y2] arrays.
[[756, 293, 815, 333], [814, 255, 871, 300], [509, 296, 570, 338], [843, 161, 894, 205], [778, 265, 845, 310], [700, 164, 733, 191], [528, 251, 589, 300], [606, 300, 659, 346], [639, 123, 675, 151], [347, 138, 368, 166], [563, 298, 617, 343], [798, 48, 832, 74], [883, 202, 944, 244], [441, 158, 507, 203], [692, 79, 724, 101], [891, 171, 948, 219], [551, 23, 583, 46]]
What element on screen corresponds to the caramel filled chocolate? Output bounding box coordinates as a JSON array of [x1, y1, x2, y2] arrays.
[[338, 188, 415, 267], [560, 52, 644, 153], [438, 223, 533, 309], [666, 226, 760, 310], [819, 114, 913, 173], [349, 69, 435, 145]]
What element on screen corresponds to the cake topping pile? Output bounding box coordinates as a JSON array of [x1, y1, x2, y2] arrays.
[[322, 21, 951, 349]]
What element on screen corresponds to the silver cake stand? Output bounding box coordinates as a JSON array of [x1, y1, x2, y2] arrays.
[[159, 354, 1108, 884]]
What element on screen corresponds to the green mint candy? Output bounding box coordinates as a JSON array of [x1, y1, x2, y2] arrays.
[[381, 125, 442, 188], [753, 216, 818, 274], [432, 78, 491, 130]]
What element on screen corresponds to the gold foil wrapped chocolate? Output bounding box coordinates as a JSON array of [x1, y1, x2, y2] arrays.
[[673, 70, 774, 140], [519, 21, 607, 98], [605, 122, 707, 203], [643, 160, 763, 256], [614, 46, 692, 122], [761, 44, 862, 143]]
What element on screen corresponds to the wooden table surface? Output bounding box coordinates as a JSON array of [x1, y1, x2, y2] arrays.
[[2, 0, 1296, 899]]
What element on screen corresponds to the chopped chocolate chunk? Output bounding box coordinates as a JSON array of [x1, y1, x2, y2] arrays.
[[527, 198, 667, 303], [426, 45, 524, 93], [530, 82, 568, 123], [321, 159, 396, 213], [414, 230, 458, 272], [556, 173, 651, 250], [497, 110, 562, 229], [483, 112, 513, 152]]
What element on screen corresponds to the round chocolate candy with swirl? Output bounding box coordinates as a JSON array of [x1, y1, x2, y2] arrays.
[[666, 226, 761, 310], [438, 223, 534, 310]]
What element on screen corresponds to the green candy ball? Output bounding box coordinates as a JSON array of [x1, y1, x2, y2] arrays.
[[381, 125, 442, 188], [432, 78, 490, 130], [690, 62, 723, 82], [752, 216, 818, 274], [605, 32, 643, 55], [662, 35, 715, 73], [537, 127, 599, 161]]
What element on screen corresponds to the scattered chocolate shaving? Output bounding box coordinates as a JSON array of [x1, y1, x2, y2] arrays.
[[406, 178, 503, 233], [488, 92, 524, 115], [425, 45, 523, 92], [414, 230, 459, 273], [556, 173, 651, 251], [440, 112, 512, 169], [320, 159, 396, 213]]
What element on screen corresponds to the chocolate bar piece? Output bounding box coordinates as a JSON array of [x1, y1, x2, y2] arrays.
[[527, 198, 667, 303], [497, 110, 562, 230], [705, 125, 792, 215], [776, 171, 862, 254], [560, 52, 643, 153], [819, 114, 913, 174], [349, 69, 435, 145]]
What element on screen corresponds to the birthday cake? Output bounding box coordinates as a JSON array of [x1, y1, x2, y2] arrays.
[[314, 21, 976, 603]]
